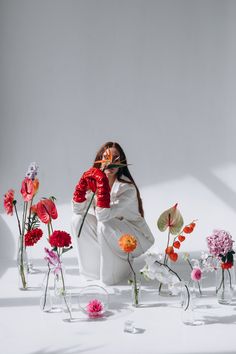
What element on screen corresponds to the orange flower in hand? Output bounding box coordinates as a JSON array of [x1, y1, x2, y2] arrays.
[[119, 234, 137, 253]]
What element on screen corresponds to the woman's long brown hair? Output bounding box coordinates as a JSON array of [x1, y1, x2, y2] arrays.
[[93, 141, 144, 217]]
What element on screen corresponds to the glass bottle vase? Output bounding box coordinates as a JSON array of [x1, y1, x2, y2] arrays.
[[216, 266, 235, 305], [17, 235, 28, 290]]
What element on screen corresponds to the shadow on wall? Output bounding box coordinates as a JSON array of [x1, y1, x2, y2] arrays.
[[0, 215, 15, 276]]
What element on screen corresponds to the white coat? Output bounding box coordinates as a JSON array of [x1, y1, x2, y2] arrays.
[[71, 176, 155, 285]]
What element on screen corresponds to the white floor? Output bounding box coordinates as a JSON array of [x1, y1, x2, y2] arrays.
[[1, 255, 236, 354]]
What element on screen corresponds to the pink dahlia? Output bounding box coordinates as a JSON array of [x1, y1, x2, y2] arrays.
[[191, 267, 202, 281], [86, 299, 104, 318]]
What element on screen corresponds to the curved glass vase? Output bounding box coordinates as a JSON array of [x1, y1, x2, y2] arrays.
[[78, 285, 109, 318]]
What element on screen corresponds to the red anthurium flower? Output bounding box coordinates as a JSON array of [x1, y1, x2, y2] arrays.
[[4, 189, 15, 215], [20, 178, 35, 202], [36, 198, 58, 224], [173, 241, 181, 249], [178, 235, 186, 242], [169, 252, 178, 262]]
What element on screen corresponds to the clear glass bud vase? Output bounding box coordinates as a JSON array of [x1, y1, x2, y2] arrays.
[[216, 266, 235, 305], [131, 280, 141, 307], [17, 235, 28, 290]]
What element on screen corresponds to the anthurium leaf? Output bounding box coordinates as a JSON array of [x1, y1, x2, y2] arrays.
[[157, 203, 184, 235]]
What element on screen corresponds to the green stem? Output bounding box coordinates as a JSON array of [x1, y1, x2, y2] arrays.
[[56, 250, 72, 320], [159, 225, 171, 294], [77, 192, 96, 238], [227, 268, 232, 289], [13, 202, 22, 235], [155, 260, 190, 310], [43, 264, 51, 310], [127, 253, 138, 306], [216, 268, 224, 293]]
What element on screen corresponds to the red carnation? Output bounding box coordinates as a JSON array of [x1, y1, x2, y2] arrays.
[[49, 230, 72, 248], [25, 228, 43, 246]]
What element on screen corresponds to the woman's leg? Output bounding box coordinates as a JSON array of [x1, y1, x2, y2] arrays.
[[71, 213, 100, 279], [97, 219, 135, 285]]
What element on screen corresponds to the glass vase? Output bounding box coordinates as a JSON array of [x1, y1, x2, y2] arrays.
[[78, 285, 109, 318], [216, 266, 235, 305], [131, 280, 141, 307], [17, 235, 28, 290], [181, 281, 204, 326]]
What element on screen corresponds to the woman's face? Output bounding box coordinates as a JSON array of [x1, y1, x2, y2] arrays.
[[102, 147, 120, 177]]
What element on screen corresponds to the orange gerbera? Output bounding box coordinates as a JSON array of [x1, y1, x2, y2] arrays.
[[119, 234, 137, 253]]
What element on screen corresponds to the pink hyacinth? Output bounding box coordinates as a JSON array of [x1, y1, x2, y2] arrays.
[[86, 299, 104, 318], [206, 230, 234, 258], [191, 267, 202, 281]]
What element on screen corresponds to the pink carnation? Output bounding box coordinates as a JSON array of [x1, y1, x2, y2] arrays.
[[191, 267, 202, 281], [86, 299, 103, 318], [206, 229, 234, 257]]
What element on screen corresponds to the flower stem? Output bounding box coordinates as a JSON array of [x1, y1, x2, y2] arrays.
[[77, 192, 96, 238], [56, 250, 72, 320], [43, 264, 51, 310], [155, 260, 190, 310], [127, 253, 138, 306], [186, 258, 202, 296], [159, 226, 171, 294]]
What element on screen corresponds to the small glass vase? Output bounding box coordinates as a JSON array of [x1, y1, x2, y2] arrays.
[[131, 280, 141, 307], [78, 285, 109, 318], [17, 235, 28, 290], [216, 266, 235, 305], [181, 281, 204, 326]]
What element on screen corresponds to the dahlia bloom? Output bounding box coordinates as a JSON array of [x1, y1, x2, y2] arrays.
[[191, 267, 202, 281], [4, 189, 15, 215], [86, 299, 104, 318], [119, 234, 137, 253]]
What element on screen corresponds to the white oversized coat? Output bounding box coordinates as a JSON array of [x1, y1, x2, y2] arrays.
[[71, 176, 155, 285]]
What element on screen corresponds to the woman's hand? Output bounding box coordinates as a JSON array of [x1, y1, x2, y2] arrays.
[[73, 168, 110, 208]]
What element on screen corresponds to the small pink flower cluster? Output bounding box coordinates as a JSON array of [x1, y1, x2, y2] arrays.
[[86, 299, 104, 318], [206, 229, 234, 257]]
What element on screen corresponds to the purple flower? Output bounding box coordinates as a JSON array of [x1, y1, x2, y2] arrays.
[[44, 247, 61, 274], [206, 230, 234, 258], [25, 162, 39, 180]]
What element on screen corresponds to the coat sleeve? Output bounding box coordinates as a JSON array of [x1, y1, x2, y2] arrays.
[[72, 192, 95, 215], [95, 182, 139, 222]]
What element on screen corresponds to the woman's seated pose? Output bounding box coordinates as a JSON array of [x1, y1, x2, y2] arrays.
[[71, 141, 155, 285]]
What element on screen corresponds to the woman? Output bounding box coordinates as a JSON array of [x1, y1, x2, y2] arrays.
[[71, 142, 155, 285]]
